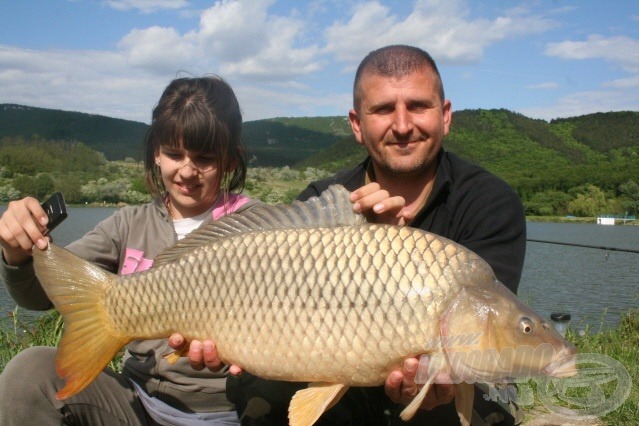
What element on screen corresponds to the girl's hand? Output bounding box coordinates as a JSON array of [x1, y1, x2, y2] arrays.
[[0, 197, 50, 265], [168, 334, 243, 375]]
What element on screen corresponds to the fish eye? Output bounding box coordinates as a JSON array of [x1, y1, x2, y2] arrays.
[[519, 317, 534, 334]]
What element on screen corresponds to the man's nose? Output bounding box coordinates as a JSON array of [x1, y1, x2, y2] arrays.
[[392, 107, 413, 134]]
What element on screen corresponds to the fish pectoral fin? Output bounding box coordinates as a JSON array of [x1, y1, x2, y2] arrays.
[[289, 382, 348, 426], [455, 382, 474, 426], [399, 372, 436, 421]]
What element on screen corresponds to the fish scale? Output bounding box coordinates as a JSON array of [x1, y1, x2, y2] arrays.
[[33, 184, 577, 426]]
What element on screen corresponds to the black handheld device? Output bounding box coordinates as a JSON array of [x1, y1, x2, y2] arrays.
[[41, 192, 68, 234]]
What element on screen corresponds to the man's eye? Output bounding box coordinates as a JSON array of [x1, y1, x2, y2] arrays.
[[408, 102, 431, 112], [375, 106, 393, 114]]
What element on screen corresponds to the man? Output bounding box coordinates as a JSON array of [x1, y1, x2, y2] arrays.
[[230, 44, 527, 424]]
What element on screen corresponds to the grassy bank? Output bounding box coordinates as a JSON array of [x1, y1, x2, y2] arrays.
[[1, 308, 637, 424], [0, 308, 121, 372]]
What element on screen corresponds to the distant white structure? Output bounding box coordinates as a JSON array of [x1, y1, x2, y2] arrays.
[[597, 216, 615, 225]]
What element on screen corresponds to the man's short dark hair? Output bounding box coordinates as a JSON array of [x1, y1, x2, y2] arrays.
[[353, 45, 445, 111]]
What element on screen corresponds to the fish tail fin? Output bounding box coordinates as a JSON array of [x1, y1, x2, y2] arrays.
[[33, 244, 129, 400]]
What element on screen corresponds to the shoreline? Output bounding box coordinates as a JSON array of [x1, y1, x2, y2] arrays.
[[2, 203, 637, 225]]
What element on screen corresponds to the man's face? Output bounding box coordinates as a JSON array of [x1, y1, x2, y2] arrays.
[[349, 68, 452, 180]]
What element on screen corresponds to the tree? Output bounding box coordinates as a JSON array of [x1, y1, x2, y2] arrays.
[[619, 180, 639, 215], [567, 185, 609, 217], [524, 190, 572, 216], [33, 173, 55, 200]]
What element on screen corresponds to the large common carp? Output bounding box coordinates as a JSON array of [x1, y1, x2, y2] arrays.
[[32, 185, 576, 426]]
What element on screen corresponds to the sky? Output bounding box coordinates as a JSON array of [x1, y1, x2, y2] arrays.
[[1, 0, 638, 124]]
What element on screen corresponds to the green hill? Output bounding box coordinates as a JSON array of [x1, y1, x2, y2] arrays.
[[0, 104, 148, 160], [1, 104, 638, 216], [242, 116, 352, 166], [0, 105, 352, 165], [1, 103, 637, 199]]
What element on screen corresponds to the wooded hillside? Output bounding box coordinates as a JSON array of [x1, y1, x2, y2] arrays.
[[1, 104, 637, 217]]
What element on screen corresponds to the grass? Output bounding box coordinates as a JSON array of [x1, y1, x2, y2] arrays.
[[0, 307, 62, 370], [0, 307, 122, 373], [1, 308, 637, 425]]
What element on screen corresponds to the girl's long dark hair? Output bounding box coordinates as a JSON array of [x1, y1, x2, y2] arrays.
[[144, 76, 247, 198]]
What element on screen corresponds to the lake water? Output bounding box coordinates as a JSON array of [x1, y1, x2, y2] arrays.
[[520, 222, 638, 332], [1, 206, 638, 332]]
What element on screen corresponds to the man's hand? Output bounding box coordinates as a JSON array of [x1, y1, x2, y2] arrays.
[[385, 357, 456, 411], [168, 334, 243, 375], [350, 183, 413, 225]]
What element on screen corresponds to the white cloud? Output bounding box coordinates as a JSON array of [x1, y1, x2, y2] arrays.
[[324, 0, 555, 67], [2, 1, 634, 125], [537, 34, 639, 120], [118, 26, 197, 74], [195, 0, 322, 79], [545, 35, 639, 73], [602, 75, 639, 89], [0, 45, 165, 122], [111, 0, 323, 81], [519, 88, 639, 121], [104, 0, 189, 13]]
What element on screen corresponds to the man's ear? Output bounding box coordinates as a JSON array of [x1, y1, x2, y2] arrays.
[[442, 100, 452, 137], [348, 109, 364, 146]]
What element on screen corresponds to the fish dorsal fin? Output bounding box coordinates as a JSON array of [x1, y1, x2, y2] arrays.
[[289, 383, 349, 426], [153, 185, 364, 267]]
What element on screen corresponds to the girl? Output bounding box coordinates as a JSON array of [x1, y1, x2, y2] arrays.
[[0, 76, 260, 425]]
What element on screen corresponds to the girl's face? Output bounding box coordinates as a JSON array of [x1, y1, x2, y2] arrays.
[[155, 145, 221, 219]]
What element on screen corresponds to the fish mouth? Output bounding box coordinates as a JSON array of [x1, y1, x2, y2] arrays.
[[543, 347, 578, 378]]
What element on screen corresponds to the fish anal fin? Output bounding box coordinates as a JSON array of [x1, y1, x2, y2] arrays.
[[399, 373, 436, 421], [289, 382, 348, 426], [455, 382, 474, 426]]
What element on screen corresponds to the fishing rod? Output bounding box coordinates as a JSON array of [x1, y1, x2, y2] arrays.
[[527, 238, 639, 254]]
